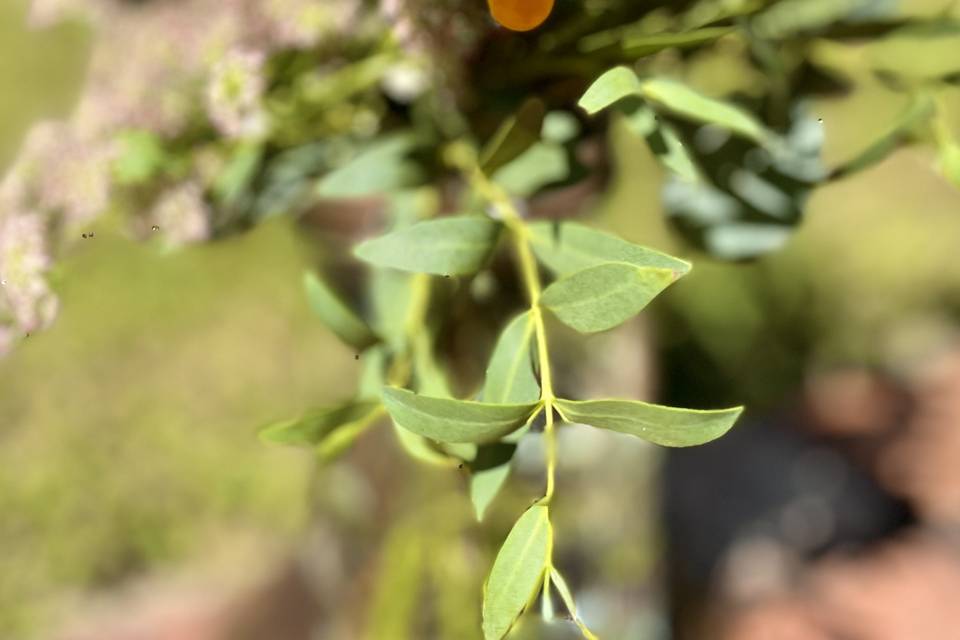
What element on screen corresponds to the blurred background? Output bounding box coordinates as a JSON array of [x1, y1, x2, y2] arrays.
[[2, 0, 960, 638]]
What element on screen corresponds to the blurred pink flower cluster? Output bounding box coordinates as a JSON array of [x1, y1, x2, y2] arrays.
[[1, 0, 363, 355]]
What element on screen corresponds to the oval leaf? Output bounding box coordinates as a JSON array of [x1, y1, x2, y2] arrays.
[[480, 98, 546, 176], [556, 398, 742, 447], [541, 262, 676, 333], [483, 505, 552, 640], [639, 77, 771, 145], [259, 401, 382, 447], [578, 66, 643, 115], [382, 387, 540, 444], [528, 221, 690, 277], [303, 270, 377, 350], [354, 217, 502, 276], [483, 311, 541, 405]]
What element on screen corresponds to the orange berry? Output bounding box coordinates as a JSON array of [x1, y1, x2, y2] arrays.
[[487, 0, 555, 32]]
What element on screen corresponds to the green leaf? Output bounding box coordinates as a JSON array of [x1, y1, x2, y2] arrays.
[[528, 221, 691, 277], [469, 443, 517, 521], [393, 421, 461, 468], [113, 130, 167, 185], [550, 569, 599, 640], [580, 25, 733, 57], [212, 142, 263, 206], [370, 268, 415, 348], [578, 66, 643, 115], [556, 398, 743, 447], [483, 312, 540, 405], [258, 401, 381, 447], [482, 505, 552, 640], [541, 263, 676, 334], [492, 142, 570, 198], [355, 217, 502, 276], [357, 345, 389, 401], [316, 134, 423, 198], [939, 142, 960, 190], [639, 77, 771, 145], [480, 98, 546, 176], [303, 270, 377, 349], [382, 387, 540, 444]]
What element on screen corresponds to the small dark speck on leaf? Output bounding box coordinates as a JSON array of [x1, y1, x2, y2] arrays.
[[458, 463, 464, 469], [81, 233, 88, 239], [354, 354, 360, 360], [151, 225, 160, 231]]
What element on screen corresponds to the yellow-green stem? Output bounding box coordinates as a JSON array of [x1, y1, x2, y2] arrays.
[[467, 166, 558, 505]]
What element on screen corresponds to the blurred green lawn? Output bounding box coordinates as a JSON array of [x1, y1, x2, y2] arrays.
[[0, 2, 359, 635]]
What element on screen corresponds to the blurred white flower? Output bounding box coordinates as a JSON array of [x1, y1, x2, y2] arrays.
[[260, 0, 356, 49], [0, 212, 58, 356], [13, 122, 114, 227], [149, 182, 212, 248], [206, 48, 269, 140]]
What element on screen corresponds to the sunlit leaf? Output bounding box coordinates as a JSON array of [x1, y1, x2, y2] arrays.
[[469, 443, 517, 521], [355, 217, 502, 276], [303, 270, 377, 350], [483, 505, 552, 640], [939, 142, 960, 189], [528, 221, 690, 277], [480, 98, 546, 176], [382, 387, 540, 444], [541, 262, 676, 333], [483, 311, 540, 405], [578, 66, 643, 115], [556, 398, 743, 447]]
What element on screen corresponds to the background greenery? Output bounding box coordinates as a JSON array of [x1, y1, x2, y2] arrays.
[[2, 0, 960, 637]]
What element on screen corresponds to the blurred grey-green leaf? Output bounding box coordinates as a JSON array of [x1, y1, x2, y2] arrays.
[[303, 270, 377, 350], [557, 398, 742, 447], [355, 217, 502, 276], [480, 98, 546, 176], [382, 387, 540, 444], [639, 77, 771, 145], [483, 505, 552, 640], [541, 262, 676, 333], [316, 134, 423, 197], [258, 401, 382, 447]]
